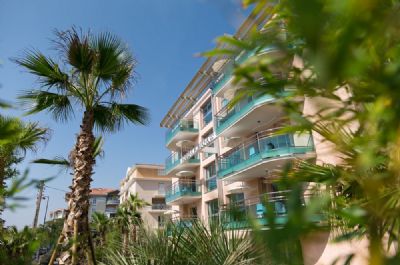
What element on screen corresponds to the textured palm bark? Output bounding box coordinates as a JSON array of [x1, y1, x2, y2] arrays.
[[54, 110, 96, 265], [123, 230, 128, 255]]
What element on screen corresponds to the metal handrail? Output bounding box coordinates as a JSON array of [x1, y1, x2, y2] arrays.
[[221, 190, 319, 212], [165, 119, 199, 137], [215, 74, 286, 118], [218, 127, 303, 159], [222, 190, 291, 209], [150, 204, 171, 210], [165, 180, 202, 195], [171, 215, 199, 222], [165, 150, 199, 170], [165, 179, 200, 189]]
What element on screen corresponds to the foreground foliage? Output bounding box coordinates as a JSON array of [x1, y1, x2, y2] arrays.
[[0, 219, 63, 265], [207, 0, 400, 264], [100, 222, 261, 265]]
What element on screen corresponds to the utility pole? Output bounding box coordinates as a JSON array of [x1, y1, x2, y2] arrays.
[[43, 195, 49, 225], [32, 180, 44, 228]]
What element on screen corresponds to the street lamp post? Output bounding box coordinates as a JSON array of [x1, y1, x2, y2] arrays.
[[42, 196, 49, 224]]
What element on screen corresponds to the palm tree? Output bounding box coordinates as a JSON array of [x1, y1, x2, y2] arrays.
[[123, 193, 150, 213], [113, 206, 133, 253], [122, 193, 149, 242], [0, 116, 48, 228], [91, 212, 109, 247], [15, 28, 149, 264], [114, 193, 149, 252]]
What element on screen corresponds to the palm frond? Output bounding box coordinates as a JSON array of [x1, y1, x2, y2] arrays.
[[0, 99, 12, 109], [289, 160, 341, 184], [93, 32, 135, 82], [13, 50, 70, 90], [93, 136, 105, 158], [14, 122, 49, 154], [54, 28, 96, 74], [92, 32, 137, 102], [0, 116, 21, 144], [31, 157, 70, 167], [19, 90, 74, 122], [31, 135, 103, 171], [93, 103, 149, 133]]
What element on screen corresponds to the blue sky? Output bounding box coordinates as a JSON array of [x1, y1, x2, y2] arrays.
[[0, 0, 248, 228]]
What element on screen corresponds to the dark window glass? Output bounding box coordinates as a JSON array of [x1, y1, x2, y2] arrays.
[[202, 100, 212, 126]]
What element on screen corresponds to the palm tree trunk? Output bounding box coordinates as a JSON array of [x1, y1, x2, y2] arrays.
[[369, 220, 383, 265], [54, 110, 96, 265], [133, 225, 137, 242], [123, 228, 128, 255]]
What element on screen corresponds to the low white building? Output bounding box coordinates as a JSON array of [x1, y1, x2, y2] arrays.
[[48, 208, 67, 221]]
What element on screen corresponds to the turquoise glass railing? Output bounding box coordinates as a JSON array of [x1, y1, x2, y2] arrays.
[[217, 132, 314, 179], [220, 191, 289, 229], [165, 152, 200, 174], [212, 46, 277, 95], [212, 50, 255, 95], [165, 120, 198, 145], [220, 190, 323, 229], [165, 181, 202, 203], [215, 94, 275, 135]]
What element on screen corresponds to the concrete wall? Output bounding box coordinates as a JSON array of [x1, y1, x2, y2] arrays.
[[88, 196, 106, 221], [301, 231, 369, 265]]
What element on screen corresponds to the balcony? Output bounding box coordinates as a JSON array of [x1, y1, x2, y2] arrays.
[[165, 152, 200, 176], [166, 216, 199, 235], [212, 46, 281, 98], [220, 190, 322, 229], [165, 180, 202, 205], [105, 207, 117, 214], [106, 199, 120, 205], [220, 191, 289, 229], [215, 94, 284, 137], [146, 204, 171, 212], [171, 215, 198, 228], [165, 119, 199, 150], [217, 131, 315, 182]]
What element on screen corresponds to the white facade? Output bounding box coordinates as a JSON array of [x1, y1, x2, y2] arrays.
[[119, 164, 172, 230]]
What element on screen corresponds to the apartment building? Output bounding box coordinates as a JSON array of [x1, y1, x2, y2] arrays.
[[119, 164, 172, 230], [88, 188, 119, 220], [160, 7, 367, 265]]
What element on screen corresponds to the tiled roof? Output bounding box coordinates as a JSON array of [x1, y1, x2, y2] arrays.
[[90, 188, 119, 196]]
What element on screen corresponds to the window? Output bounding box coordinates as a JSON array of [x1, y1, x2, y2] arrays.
[[158, 183, 165, 195], [227, 193, 246, 222], [91, 198, 96, 205], [222, 98, 229, 108], [205, 162, 217, 192], [189, 207, 198, 218], [201, 100, 212, 127], [228, 193, 244, 205], [158, 215, 165, 227], [207, 199, 219, 224], [202, 130, 215, 160]]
